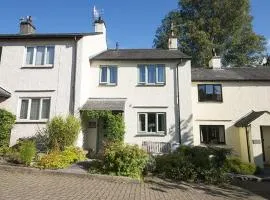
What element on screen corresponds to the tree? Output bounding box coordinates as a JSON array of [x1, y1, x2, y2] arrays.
[[154, 0, 266, 67]]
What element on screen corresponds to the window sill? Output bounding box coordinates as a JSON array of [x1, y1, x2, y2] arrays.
[[136, 83, 165, 87], [198, 101, 223, 103], [199, 143, 227, 147], [135, 133, 166, 137], [21, 65, 54, 69], [16, 120, 48, 124], [99, 83, 117, 87]]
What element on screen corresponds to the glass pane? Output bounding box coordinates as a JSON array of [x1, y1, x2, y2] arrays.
[[26, 47, 34, 65], [41, 99, 51, 119], [46, 47, 55, 65], [138, 65, 145, 83], [109, 67, 117, 84], [200, 126, 207, 143], [158, 114, 165, 132], [30, 99, 40, 120], [147, 65, 156, 84], [20, 100, 29, 119], [157, 65, 165, 83], [100, 67, 107, 83], [205, 85, 213, 94], [148, 113, 156, 132], [198, 85, 205, 101], [138, 114, 146, 132], [218, 126, 225, 143], [214, 85, 222, 101], [35, 46, 45, 65]]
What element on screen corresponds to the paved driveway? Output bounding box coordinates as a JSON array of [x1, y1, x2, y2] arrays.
[[0, 168, 267, 200]]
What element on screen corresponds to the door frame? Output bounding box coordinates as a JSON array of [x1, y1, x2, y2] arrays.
[[260, 126, 266, 162]]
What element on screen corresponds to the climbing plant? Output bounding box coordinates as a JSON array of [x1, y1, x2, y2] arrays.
[[0, 109, 16, 147], [81, 110, 125, 142]]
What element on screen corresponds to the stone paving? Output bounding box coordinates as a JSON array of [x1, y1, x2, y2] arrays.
[[0, 168, 267, 200]]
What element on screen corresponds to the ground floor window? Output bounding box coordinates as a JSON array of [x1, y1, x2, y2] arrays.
[[19, 98, 51, 120], [200, 125, 225, 144], [138, 112, 166, 134]]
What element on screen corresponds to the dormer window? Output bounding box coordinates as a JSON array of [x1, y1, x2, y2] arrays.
[[25, 46, 55, 67], [138, 64, 165, 85]]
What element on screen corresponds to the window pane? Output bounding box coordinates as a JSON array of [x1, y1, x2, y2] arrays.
[[30, 99, 40, 120], [100, 67, 107, 83], [109, 67, 117, 84], [41, 99, 50, 119], [26, 47, 34, 65], [20, 100, 29, 119], [138, 65, 146, 83], [158, 114, 166, 132], [35, 46, 45, 65], [148, 113, 156, 132], [218, 126, 225, 143], [214, 85, 222, 101], [138, 114, 146, 132], [200, 126, 207, 143], [198, 85, 205, 101], [46, 47, 55, 65], [205, 85, 213, 94], [147, 65, 156, 84], [157, 65, 165, 83], [200, 125, 225, 144]]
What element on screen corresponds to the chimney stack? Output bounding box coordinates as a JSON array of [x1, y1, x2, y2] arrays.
[[168, 22, 178, 50], [94, 17, 106, 35], [209, 49, 222, 69], [20, 16, 36, 34]]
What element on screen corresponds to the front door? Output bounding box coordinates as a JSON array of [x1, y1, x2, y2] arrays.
[[261, 126, 270, 164]]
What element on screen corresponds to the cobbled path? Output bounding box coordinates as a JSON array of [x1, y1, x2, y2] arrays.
[[0, 168, 266, 200]]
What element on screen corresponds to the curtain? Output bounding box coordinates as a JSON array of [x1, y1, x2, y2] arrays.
[[26, 47, 34, 65], [41, 99, 51, 119], [35, 47, 45, 65], [20, 100, 29, 119], [30, 99, 40, 120], [46, 47, 55, 65]]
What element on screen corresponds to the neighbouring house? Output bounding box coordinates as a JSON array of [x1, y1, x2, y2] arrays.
[[191, 57, 270, 168], [0, 17, 107, 145]]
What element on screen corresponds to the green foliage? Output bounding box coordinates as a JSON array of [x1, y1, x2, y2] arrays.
[[103, 142, 149, 179], [46, 115, 81, 151], [154, 0, 266, 67], [19, 140, 36, 166], [0, 109, 16, 147], [225, 157, 256, 175], [26, 130, 49, 153], [81, 110, 125, 142], [38, 146, 86, 169], [155, 146, 230, 183]]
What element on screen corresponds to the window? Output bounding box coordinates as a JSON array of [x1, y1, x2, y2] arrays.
[[198, 84, 222, 102], [19, 98, 51, 120], [200, 125, 225, 144], [0, 46, 2, 62], [138, 113, 166, 134], [138, 64, 165, 85], [25, 46, 55, 66], [100, 66, 117, 85]]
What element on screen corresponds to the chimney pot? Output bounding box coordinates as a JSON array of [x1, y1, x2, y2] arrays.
[[20, 16, 36, 34]]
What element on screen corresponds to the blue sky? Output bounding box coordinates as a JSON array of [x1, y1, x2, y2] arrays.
[[0, 0, 269, 51]]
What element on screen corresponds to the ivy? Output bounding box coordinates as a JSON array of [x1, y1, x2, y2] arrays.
[[0, 109, 16, 147], [81, 110, 125, 142]]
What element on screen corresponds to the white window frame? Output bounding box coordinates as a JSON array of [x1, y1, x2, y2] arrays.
[[138, 64, 165, 85], [99, 65, 118, 85], [137, 112, 166, 134], [18, 97, 51, 121], [24, 46, 55, 67]]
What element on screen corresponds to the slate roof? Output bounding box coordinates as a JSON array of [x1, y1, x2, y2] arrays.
[[192, 67, 270, 82], [81, 98, 126, 111], [235, 111, 270, 127], [0, 33, 101, 40], [0, 86, 11, 98], [91, 49, 191, 60]]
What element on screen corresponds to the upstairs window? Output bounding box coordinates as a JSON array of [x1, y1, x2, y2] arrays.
[[100, 66, 118, 85], [138, 64, 165, 85], [138, 112, 166, 134], [200, 125, 225, 144], [25, 46, 55, 66], [19, 98, 51, 120], [198, 84, 222, 102]]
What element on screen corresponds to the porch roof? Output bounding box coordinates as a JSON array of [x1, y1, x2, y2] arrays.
[[81, 98, 126, 111], [235, 111, 270, 127], [0, 86, 11, 98]]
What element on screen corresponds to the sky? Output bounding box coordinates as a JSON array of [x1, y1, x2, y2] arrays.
[[0, 0, 269, 51]]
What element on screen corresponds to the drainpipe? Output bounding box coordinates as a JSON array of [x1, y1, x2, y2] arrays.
[[70, 36, 78, 115], [176, 60, 182, 144], [245, 126, 251, 163]]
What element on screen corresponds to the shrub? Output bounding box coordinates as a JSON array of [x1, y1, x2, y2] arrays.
[[46, 115, 81, 150], [155, 146, 230, 183], [27, 130, 49, 153], [226, 157, 256, 175], [0, 109, 16, 147], [103, 142, 149, 179], [19, 140, 36, 166], [38, 146, 86, 169]]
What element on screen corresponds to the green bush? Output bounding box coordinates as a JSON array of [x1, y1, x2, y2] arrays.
[[38, 146, 86, 169], [103, 142, 149, 179], [155, 146, 230, 183], [0, 109, 16, 147], [19, 140, 36, 166], [46, 115, 81, 150], [26, 130, 49, 153], [226, 157, 256, 175]]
